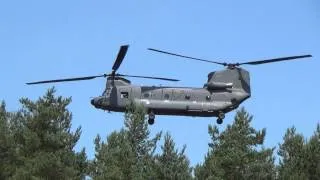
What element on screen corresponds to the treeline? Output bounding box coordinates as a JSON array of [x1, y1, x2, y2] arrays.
[[0, 88, 319, 179]]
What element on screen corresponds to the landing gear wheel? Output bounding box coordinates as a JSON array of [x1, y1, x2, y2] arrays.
[[216, 118, 223, 124], [148, 111, 155, 125], [148, 118, 155, 125], [217, 111, 225, 124]]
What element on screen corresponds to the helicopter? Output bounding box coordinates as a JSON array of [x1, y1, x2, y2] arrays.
[[26, 45, 312, 125]]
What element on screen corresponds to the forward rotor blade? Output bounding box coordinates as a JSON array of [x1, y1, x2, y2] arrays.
[[117, 74, 179, 82], [26, 75, 105, 85], [239, 54, 312, 65], [112, 45, 129, 72], [148, 48, 226, 66]]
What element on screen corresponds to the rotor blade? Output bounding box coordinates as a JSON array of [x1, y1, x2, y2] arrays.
[[117, 74, 179, 82], [112, 45, 129, 72], [239, 54, 312, 65], [26, 75, 105, 85], [148, 48, 227, 66]]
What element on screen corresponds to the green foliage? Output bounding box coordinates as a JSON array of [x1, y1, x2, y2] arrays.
[[195, 107, 275, 180], [0, 88, 87, 179], [0, 101, 16, 179], [278, 124, 320, 180], [154, 133, 192, 180], [91, 130, 134, 179], [90, 102, 193, 179], [90, 102, 162, 179], [306, 124, 320, 179], [3, 88, 320, 179]]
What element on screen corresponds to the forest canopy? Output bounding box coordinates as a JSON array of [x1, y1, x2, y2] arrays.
[[1, 88, 319, 179]]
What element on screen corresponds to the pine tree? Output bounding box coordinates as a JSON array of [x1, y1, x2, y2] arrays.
[[305, 124, 320, 179], [1, 88, 88, 179], [154, 133, 192, 180], [195, 107, 275, 180], [0, 101, 9, 178], [278, 124, 320, 180], [90, 102, 161, 179], [90, 130, 134, 179], [0, 101, 16, 179], [278, 127, 307, 179]]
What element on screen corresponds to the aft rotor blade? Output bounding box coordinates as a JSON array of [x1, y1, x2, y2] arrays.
[[148, 48, 226, 66], [117, 74, 179, 82], [112, 45, 129, 72], [239, 54, 312, 65], [26, 75, 105, 85]]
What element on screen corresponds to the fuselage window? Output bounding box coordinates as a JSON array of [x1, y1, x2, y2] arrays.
[[164, 94, 170, 100], [144, 93, 150, 98], [206, 95, 211, 101], [120, 92, 129, 98], [185, 95, 191, 100]]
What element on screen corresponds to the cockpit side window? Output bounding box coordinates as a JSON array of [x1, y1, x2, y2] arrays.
[[120, 92, 129, 98], [144, 93, 150, 98]]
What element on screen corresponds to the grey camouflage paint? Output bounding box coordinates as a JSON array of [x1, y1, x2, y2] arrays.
[[91, 67, 250, 118]]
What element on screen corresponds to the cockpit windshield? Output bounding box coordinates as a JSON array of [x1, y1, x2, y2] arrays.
[[102, 87, 112, 97]]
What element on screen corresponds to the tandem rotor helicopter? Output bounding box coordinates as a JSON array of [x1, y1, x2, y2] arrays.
[[27, 45, 312, 125]]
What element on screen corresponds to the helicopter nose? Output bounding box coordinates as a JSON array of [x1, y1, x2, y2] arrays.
[[90, 96, 110, 109], [91, 97, 99, 106]]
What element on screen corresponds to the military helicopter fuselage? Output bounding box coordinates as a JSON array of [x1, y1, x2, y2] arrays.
[[91, 68, 251, 124], [27, 45, 311, 125]]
